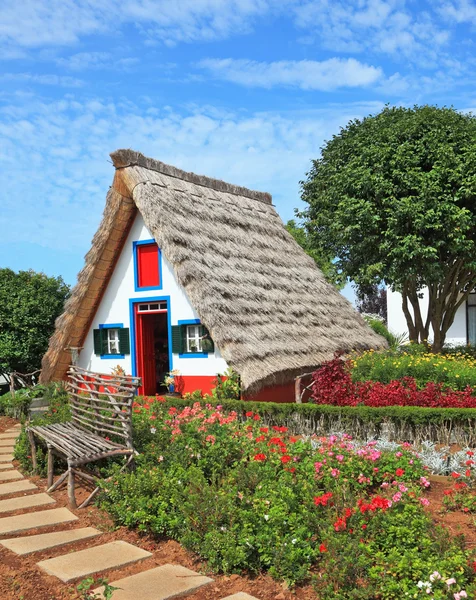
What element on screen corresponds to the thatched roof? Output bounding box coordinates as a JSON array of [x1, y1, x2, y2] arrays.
[[41, 149, 385, 392]]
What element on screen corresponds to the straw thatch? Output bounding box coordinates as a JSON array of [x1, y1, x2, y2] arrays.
[[41, 149, 385, 392]]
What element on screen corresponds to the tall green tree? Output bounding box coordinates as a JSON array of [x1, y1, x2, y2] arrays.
[[300, 105, 476, 352], [0, 269, 70, 374], [285, 219, 344, 288]]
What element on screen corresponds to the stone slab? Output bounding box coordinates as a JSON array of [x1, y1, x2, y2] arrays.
[[0, 470, 23, 482], [94, 564, 213, 600], [0, 492, 54, 513], [0, 463, 14, 470], [0, 455, 14, 463], [0, 440, 15, 447], [0, 479, 36, 496], [38, 541, 152, 583], [221, 594, 260, 600], [0, 433, 19, 439], [0, 447, 15, 454], [0, 527, 102, 555], [0, 507, 78, 535]]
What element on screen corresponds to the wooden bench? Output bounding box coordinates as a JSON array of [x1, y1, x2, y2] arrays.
[[27, 366, 141, 509]]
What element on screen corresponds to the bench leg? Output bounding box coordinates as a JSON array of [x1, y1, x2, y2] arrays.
[[27, 430, 38, 474], [67, 467, 77, 510], [47, 446, 54, 489], [47, 469, 68, 493]]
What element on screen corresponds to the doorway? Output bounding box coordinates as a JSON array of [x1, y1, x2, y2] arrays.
[[134, 302, 170, 396]]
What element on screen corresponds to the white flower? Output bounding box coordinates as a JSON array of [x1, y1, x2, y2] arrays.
[[291, 538, 297, 544], [150, 427, 156, 434], [429, 571, 441, 582], [264, 514, 269, 521]]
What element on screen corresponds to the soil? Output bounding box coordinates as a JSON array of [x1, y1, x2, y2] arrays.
[[0, 416, 474, 600]]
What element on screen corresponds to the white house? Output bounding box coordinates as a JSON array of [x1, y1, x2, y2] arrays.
[[41, 149, 383, 401], [387, 288, 474, 346]]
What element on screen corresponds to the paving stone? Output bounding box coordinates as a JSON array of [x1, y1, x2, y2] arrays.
[[0, 479, 36, 496], [0, 527, 102, 555], [94, 564, 213, 600], [0, 463, 14, 470], [0, 492, 54, 513], [0, 455, 14, 463], [0, 440, 16, 447], [37, 541, 152, 583], [0, 433, 19, 439], [221, 594, 260, 600], [0, 447, 15, 454], [0, 470, 23, 482], [0, 507, 78, 535]]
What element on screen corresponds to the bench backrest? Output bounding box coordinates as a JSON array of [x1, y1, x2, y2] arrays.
[[67, 366, 141, 448]]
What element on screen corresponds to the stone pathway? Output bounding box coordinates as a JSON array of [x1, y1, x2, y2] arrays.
[[0, 424, 261, 600]]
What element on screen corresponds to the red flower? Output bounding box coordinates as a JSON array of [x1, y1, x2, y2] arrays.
[[245, 411, 253, 417], [333, 517, 347, 532], [395, 468, 404, 477], [467, 451, 474, 457], [466, 469, 471, 478], [319, 543, 327, 553], [280, 455, 291, 464], [253, 414, 260, 421], [362, 524, 367, 530], [259, 427, 269, 433], [451, 472, 461, 479], [150, 415, 157, 420], [253, 453, 266, 462], [314, 492, 333, 507]]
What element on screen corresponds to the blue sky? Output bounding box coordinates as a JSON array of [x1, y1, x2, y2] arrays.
[[1, 1, 476, 303]]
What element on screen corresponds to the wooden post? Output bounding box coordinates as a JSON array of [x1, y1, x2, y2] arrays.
[[47, 446, 54, 489], [28, 430, 37, 473], [67, 467, 77, 509], [295, 376, 302, 403]]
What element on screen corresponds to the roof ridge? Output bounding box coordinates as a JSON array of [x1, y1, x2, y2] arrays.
[[110, 149, 272, 204]]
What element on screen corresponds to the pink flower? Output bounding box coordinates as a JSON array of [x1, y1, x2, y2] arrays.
[[392, 492, 402, 503], [446, 578, 456, 586], [419, 497, 430, 506], [331, 468, 340, 478], [395, 452, 403, 458], [398, 484, 408, 493], [336, 455, 344, 462], [420, 476, 430, 488]]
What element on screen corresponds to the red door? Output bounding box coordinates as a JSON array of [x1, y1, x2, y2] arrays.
[[136, 312, 156, 396]]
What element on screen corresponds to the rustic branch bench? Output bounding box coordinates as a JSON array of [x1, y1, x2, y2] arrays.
[[27, 366, 141, 509]]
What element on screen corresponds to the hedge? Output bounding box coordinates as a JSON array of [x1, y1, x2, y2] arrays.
[[155, 397, 476, 446]]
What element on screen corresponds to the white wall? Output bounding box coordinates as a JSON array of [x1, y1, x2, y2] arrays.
[[387, 287, 467, 346], [78, 213, 228, 376]]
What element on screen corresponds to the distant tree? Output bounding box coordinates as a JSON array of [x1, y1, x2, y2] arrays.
[[0, 269, 70, 375], [285, 219, 344, 289], [355, 284, 387, 323], [300, 105, 476, 352]]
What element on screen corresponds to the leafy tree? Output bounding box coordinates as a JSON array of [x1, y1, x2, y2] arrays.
[[300, 105, 476, 352], [0, 269, 70, 375], [285, 219, 344, 288], [355, 284, 387, 323]]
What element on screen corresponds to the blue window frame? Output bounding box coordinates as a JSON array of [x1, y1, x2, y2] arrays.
[[178, 319, 209, 358], [95, 323, 128, 359], [133, 239, 163, 292]]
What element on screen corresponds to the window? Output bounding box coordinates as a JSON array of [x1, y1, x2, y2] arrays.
[[133, 240, 162, 291], [106, 328, 120, 354], [93, 325, 130, 358], [186, 325, 202, 353], [171, 322, 214, 356], [468, 293, 476, 345]]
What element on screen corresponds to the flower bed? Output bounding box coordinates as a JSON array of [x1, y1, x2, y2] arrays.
[[351, 348, 476, 391], [97, 400, 476, 598], [311, 355, 476, 408]]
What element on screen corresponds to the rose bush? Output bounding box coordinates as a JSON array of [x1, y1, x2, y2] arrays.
[[97, 400, 476, 597]]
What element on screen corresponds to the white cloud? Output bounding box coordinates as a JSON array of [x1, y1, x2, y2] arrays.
[[0, 0, 277, 53], [56, 52, 139, 71], [293, 0, 451, 66], [0, 73, 83, 87], [197, 57, 383, 90], [0, 92, 383, 257], [438, 0, 476, 23]]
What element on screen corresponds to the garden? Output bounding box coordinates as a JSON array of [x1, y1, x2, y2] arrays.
[[3, 344, 476, 598]]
